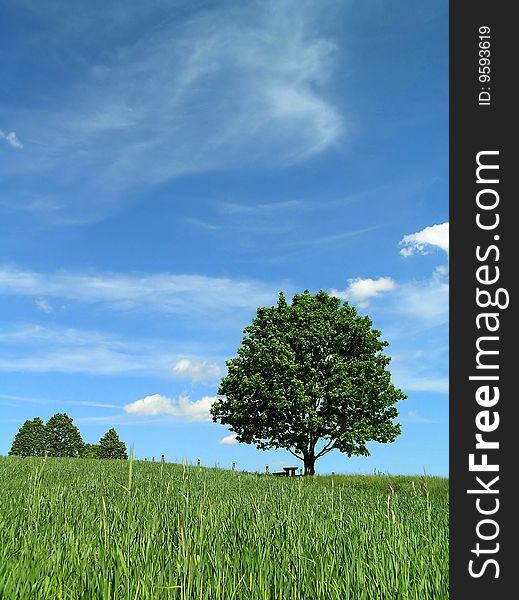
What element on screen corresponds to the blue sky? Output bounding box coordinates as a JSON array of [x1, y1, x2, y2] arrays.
[[0, 0, 448, 475]]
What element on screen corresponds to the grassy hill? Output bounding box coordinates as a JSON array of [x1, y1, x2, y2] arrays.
[[0, 456, 448, 599]]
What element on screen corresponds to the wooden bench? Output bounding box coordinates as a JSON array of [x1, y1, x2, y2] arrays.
[[283, 466, 298, 476]]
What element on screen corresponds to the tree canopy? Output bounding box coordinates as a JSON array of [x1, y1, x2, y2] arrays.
[[45, 413, 84, 457], [98, 428, 128, 460], [8, 414, 127, 460], [8, 417, 46, 457], [80, 443, 101, 459], [210, 290, 406, 474]]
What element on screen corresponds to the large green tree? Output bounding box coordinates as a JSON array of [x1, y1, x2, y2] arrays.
[[44, 413, 84, 457], [211, 290, 406, 475], [8, 417, 46, 457], [98, 428, 128, 459]]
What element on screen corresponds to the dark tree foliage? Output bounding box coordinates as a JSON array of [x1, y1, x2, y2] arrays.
[[8, 417, 46, 457], [211, 290, 406, 475], [98, 428, 128, 460], [44, 413, 84, 458], [80, 443, 101, 458]]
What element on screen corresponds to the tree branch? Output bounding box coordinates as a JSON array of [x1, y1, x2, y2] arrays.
[[315, 440, 335, 459], [287, 448, 303, 460]]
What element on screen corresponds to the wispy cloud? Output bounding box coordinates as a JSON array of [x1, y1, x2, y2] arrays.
[[0, 324, 128, 347], [0, 324, 176, 375], [0, 348, 154, 376], [216, 179, 436, 220], [35, 298, 54, 314], [66, 400, 122, 409], [72, 414, 160, 426], [219, 199, 309, 216], [0, 393, 52, 405], [304, 226, 383, 247], [404, 410, 439, 424], [392, 371, 448, 393], [0, 129, 23, 149], [185, 217, 295, 236], [124, 393, 216, 422], [0, 265, 284, 317], [399, 222, 449, 257], [3, 1, 344, 223], [188, 218, 381, 255], [396, 266, 448, 325]]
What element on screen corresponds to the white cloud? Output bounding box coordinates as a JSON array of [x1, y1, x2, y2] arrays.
[[0, 129, 23, 149], [218, 433, 239, 445], [172, 358, 221, 383], [124, 394, 175, 416], [330, 276, 396, 308], [0, 265, 282, 317], [124, 393, 216, 422], [399, 222, 449, 257]]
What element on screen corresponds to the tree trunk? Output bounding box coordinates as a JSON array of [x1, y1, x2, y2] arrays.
[[303, 453, 316, 475]]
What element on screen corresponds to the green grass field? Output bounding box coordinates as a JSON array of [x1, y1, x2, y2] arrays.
[[0, 456, 448, 599]]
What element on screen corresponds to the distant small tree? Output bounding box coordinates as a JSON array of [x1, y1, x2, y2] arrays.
[[8, 417, 46, 457], [80, 443, 101, 458], [98, 428, 128, 459], [45, 413, 84, 457]]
